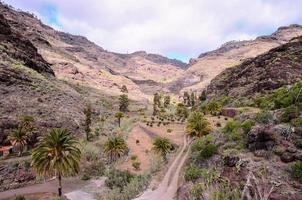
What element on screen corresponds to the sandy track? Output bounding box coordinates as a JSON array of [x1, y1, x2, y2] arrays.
[[134, 135, 190, 200]]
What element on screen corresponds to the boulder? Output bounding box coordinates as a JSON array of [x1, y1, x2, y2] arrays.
[[223, 155, 240, 167], [221, 107, 239, 118], [247, 125, 276, 151], [280, 152, 295, 163]]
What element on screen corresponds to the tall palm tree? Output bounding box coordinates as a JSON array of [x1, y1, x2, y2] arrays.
[[186, 111, 212, 137], [152, 137, 172, 161], [31, 128, 81, 197], [7, 127, 28, 156], [115, 112, 124, 127], [104, 136, 127, 163]]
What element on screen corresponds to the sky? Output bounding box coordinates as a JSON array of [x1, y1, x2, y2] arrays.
[[4, 0, 302, 62]]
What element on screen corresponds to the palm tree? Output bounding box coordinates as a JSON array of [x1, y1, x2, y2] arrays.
[[31, 128, 81, 197], [7, 127, 28, 156], [104, 136, 128, 163], [115, 112, 124, 127], [186, 111, 212, 137], [152, 137, 172, 161]]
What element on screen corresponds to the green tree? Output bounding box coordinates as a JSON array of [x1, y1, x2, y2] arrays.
[[104, 136, 128, 163], [84, 104, 92, 141], [176, 103, 189, 118], [119, 94, 129, 112], [207, 101, 221, 115], [199, 90, 206, 102], [152, 137, 172, 161], [190, 92, 196, 107], [7, 127, 28, 156], [115, 112, 124, 127], [186, 111, 212, 137], [31, 128, 81, 197]]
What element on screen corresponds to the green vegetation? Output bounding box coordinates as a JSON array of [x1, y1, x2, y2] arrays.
[[197, 144, 218, 161], [115, 112, 124, 127], [255, 110, 272, 124], [104, 136, 128, 163], [82, 142, 100, 162], [222, 120, 242, 141], [164, 95, 171, 108], [105, 169, 134, 189], [272, 81, 302, 109], [186, 111, 212, 137], [295, 139, 302, 149], [119, 94, 129, 112], [291, 161, 302, 182], [121, 85, 128, 93], [31, 128, 81, 197], [241, 119, 255, 134], [15, 196, 26, 200], [132, 160, 141, 170], [152, 137, 172, 161], [8, 128, 29, 157], [281, 106, 300, 123], [83, 160, 105, 177], [176, 103, 189, 119], [84, 104, 92, 141]]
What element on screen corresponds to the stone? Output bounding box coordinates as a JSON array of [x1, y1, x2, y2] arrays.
[[223, 155, 239, 167], [221, 107, 239, 118], [248, 125, 276, 151], [280, 152, 295, 163]]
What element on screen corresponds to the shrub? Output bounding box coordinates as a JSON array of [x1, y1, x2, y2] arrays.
[[83, 160, 105, 177], [281, 106, 300, 123], [197, 144, 218, 161], [131, 155, 137, 160], [255, 111, 272, 124], [184, 165, 202, 182], [15, 196, 26, 200], [216, 122, 221, 127], [190, 183, 204, 200], [81, 174, 91, 180], [241, 119, 255, 134], [191, 135, 214, 153], [82, 142, 100, 162], [105, 169, 134, 189], [222, 120, 242, 141], [167, 129, 173, 133], [291, 161, 302, 182], [290, 117, 302, 127], [132, 161, 141, 170], [295, 139, 302, 149]]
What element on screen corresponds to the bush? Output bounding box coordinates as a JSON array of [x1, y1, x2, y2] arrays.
[[291, 161, 302, 182], [190, 183, 204, 200], [290, 118, 302, 127], [295, 139, 302, 149], [82, 142, 100, 162], [255, 111, 272, 124], [216, 122, 221, 127], [105, 169, 134, 189], [191, 135, 214, 153], [222, 120, 242, 141], [197, 144, 218, 161], [83, 160, 105, 177], [184, 165, 202, 182], [281, 106, 300, 123], [132, 161, 141, 170], [81, 174, 91, 180], [241, 119, 255, 134], [167, 129, 173, 133], [130, 155, 137, 160], [15, 196, 26, 200]]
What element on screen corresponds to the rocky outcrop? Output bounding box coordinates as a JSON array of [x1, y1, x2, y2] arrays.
[[247, 125, 276, 151], [207, 36, 302, 98]]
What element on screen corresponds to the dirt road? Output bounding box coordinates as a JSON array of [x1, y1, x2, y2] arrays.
[[134, 135, 190, 200], [0, 177, 86, 200]]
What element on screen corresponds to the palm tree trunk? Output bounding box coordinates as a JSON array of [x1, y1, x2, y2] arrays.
[[118, 118, 121, 127], [58, 173, 62, 196]]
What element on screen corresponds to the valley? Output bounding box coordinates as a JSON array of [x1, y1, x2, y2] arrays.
[[1, 1, 302, 200]]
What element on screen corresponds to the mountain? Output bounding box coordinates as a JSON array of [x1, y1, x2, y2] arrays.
[[171, 24, 302, 94], [0, 2, 187, 98], [206, 36, 302, 98]]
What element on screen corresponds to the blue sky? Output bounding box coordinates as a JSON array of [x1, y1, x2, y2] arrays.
[[4, 0, 302, 62]]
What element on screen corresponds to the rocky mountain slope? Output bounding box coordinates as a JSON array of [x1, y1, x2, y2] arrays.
[[206, 36, 302, 98], [0, 2, 186, 98], [173, 24, 302, 94]]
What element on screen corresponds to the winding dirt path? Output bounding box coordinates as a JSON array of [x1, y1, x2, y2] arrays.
[[134, 135, 190, 200]]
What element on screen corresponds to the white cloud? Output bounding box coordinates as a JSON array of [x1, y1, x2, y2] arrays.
[[4, 0, 302, 61]]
